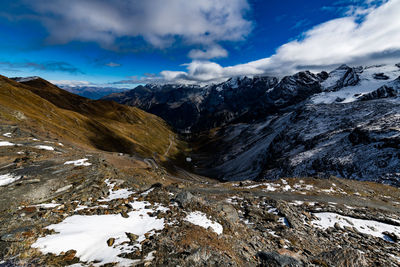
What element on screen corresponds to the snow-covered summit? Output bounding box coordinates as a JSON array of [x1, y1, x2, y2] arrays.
[[313, 64, 400, 104], [321, 64, 362, 92]]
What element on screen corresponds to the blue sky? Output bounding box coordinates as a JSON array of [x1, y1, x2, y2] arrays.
[[0, 0, 399, 87]]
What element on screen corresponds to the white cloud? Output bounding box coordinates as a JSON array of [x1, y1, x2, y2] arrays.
[[135, 0, 400, 84], [25, 0, 251, 57], [50, 80, 91, 87], [188, 45, 228, 60]]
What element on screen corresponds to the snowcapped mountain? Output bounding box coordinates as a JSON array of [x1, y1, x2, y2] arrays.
[[103, 63, 400, 185], [312, 64, 400, 103]]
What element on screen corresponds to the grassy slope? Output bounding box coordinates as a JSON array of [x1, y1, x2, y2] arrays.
[[0, 75, 184, 159]]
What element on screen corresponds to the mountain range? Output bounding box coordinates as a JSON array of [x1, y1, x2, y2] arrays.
[[103, 63, 400, 185]]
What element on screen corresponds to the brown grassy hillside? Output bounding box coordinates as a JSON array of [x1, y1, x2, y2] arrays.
[[0, 75, 184, 159]]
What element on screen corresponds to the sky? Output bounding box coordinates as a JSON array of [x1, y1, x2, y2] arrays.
[[0, 0, 399, 87]]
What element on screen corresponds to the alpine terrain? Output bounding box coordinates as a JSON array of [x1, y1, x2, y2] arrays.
[[0, 64, 399, 266], [1, 0, 400, 266]]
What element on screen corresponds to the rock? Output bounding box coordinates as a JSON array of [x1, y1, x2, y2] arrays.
[[55, 184, 73, 194], [257, 251, 304, 267], [334, 222, 342, 231], [174, 191, 194, 207], [186, 248, 211, 263], [107, 238, 115, 247], [373, 73, 390, 80], [383, 231, 398, 242], [316, 248, 368, 267], [63, 249, 77, 262], [1, 228, 32, 242], [126, 232, 139, 242], [358, 84, 398, 101], [151, 182, 163, 189], [120, 211, 129, 218], [217, 204, 239, 224]]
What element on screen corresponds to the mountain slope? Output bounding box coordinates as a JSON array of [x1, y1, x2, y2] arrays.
[[0, 75, 184, 159]]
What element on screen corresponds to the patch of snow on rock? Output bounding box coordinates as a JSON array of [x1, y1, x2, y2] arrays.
[[32, 200, 167, 266], [34, 203, 61, 209], [312, 212, 400, 242], [99, 179, 134, 202], [34, 145, 54, 151], [0, 173, 22, 186], [64, 158, 92, 167], [184, 211, 223, 235], [0, 141, 15, 147]]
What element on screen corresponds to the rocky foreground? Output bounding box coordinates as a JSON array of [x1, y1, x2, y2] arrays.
[[1, 126, 400, 266]]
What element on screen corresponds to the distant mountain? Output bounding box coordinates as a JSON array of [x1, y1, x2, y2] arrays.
[[103, 63, 400, 185], [103, 72, 327, 132], [59, 85, 130, 100]]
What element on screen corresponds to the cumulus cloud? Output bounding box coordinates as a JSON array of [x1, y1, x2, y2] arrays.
[[188, 45, 228, 60], [23, 0, 251, 57], [122, 0, 400, 84]]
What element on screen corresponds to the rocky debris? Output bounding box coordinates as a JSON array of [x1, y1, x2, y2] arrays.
[[314, 248, 368, 267], [0, 171, 399, 266], [257, 251, 304, 267]]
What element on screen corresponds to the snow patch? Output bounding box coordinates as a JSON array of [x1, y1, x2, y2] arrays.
[[64, 158, 92, 167], [34, 203, 61, 209], [140, 187, 154, 196], [3, 133, 12, 138], [0, 141, 15, 147], [184, 211, 223, 235], [32, 200, 167, 266], [34, 145, 55, 151], [99, 179, 134, 202], [312, 212, 400, 242], [0, 173, 22, 186]]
